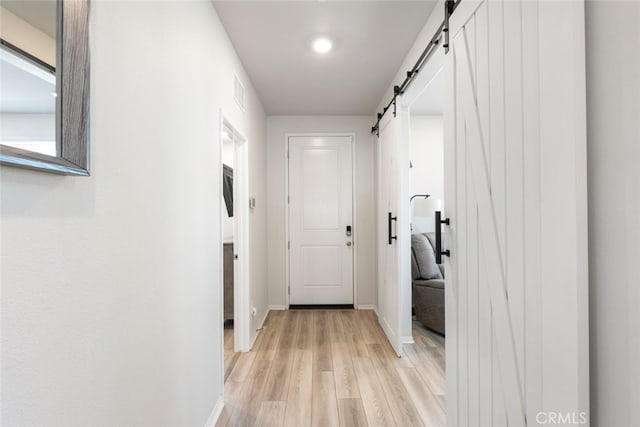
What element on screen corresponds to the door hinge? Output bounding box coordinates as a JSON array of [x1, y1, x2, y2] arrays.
[[288, 286, 290, 295], [287, 195, 290, 204], [288, 241, 290, 250]]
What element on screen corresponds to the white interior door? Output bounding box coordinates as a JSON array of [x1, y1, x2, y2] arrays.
[[288, 135, 354, 305], [376, 114, 407, 356], [445, 1, 589, 425]]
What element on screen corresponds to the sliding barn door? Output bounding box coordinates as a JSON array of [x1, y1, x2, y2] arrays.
[[444, 1, 589, 425], [376, 113, 409, 356]]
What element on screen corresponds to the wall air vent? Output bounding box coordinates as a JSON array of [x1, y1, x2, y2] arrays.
[[233, 74, 245, 111]]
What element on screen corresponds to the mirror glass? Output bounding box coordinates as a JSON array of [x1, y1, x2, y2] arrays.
[[1, 1, 57, 157]]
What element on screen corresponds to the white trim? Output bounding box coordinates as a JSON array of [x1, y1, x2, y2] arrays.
[[284, 132, 358, 308], [250, 332, 259, 349], [398, 104, 413, 345], [369, 304, 412, 348], [357, 304, 375, 310], [378, 313, 396, 348], [284, 132, 290, 308], [402, 336, 415, 345], [442, 40, 458, 427], [250, 308, 271, 349], [204, 396, 224, 427], [219, 111, 251, 353], [352, 133, 359, 309], [269, 305, 287, 310], [216, 117, 225, 427]]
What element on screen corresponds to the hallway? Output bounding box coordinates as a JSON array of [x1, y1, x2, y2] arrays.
[[217, 310, 445, 427]]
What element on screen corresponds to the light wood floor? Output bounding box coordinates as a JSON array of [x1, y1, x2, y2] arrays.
[[217, 310, 445, 427]]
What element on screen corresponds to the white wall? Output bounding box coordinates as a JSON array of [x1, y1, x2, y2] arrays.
[[266, 116, 376, 308], [409, 115, 443, 202], [0, 2, 267, 426], [409, 115, 443, 233], [586, 2, 640, 426]]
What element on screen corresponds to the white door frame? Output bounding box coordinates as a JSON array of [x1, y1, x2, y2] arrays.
[[218, 111, 251, 353], [284, 133, 357, 308]]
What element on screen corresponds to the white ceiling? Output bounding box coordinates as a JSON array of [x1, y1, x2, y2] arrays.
[[213, 1, 438, 115], [410, 68, 443, 116]]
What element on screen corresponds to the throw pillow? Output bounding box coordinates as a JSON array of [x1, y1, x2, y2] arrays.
[[411, 233, 443, 280]]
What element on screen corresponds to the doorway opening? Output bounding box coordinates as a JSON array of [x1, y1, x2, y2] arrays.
[[394, 40, 446, 333], [219, 113, 251, 386], [397, 44, 447, 417], [407, 67, 445, 340]]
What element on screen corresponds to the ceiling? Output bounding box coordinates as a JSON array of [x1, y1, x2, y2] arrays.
[[1, 1, 57, 39], [410, 68, 443, 116], [213, 1, 438, 115]]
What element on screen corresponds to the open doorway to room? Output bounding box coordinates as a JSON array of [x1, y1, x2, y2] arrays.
[[219, 115, 251, 386], [408, 69, 445, 339], [221, 124, 237, 380]]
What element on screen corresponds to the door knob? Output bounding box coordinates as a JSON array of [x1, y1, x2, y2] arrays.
[[346, 242, 352, 247]]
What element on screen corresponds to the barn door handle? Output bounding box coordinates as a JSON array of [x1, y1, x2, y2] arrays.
[[388, 212, 398, 245], [435, 211, 450, 264]]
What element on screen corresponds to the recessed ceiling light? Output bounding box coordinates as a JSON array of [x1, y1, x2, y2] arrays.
[[312, 37, 333, 54]]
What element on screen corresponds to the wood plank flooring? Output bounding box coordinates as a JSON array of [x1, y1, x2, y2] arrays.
[[217, 310, 445, 427]]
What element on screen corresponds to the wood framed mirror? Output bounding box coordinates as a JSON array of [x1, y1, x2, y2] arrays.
[[0, 0, 90, 175]]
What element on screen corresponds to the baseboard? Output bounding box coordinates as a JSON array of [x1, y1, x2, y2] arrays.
[[250, 331, 259, 349], [357, 304, 375, 310], [290, 304, 353, 310], [204, 395, 224, 427], [269, 305, 286, 310], [258, 307, 270, 328], [378, 316, 394, 344], [372, 305, 379, 317], [402, 335, 415, 344], [250, 308, 271, 349]]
